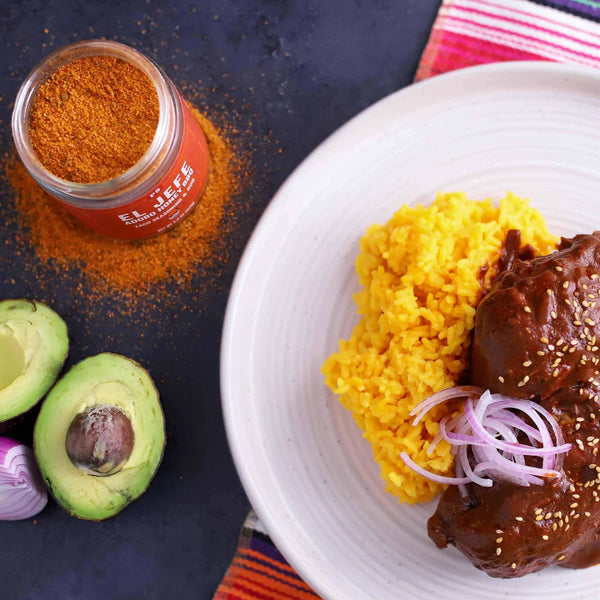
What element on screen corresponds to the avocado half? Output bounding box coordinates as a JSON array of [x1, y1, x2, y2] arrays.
[[34, 353, 166, 521], [0, 299, 68, 422]]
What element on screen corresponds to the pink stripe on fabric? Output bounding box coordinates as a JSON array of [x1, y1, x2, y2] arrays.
[[444, 14, 600, 63], [454, 3, 600, 51], [414, 28, 547, 80], [473, 0, 600, 40], [442, 21, 600, 66], [442, 29, 548, 61]]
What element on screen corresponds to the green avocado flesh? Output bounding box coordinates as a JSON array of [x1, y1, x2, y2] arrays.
[[0, 299, 69, 422], [34, 353, 165, 521]]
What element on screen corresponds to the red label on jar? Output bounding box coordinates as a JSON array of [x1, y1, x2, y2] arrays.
[[53, 97, 210, 240]]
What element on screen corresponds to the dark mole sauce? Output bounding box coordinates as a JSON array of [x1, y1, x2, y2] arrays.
[[428, 231, 600, 578]]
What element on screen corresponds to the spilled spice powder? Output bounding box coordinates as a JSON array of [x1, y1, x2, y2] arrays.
[[6, 106, 247, 303]]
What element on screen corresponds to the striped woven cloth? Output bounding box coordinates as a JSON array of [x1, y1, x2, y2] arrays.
[[214, 1, 600, 598]]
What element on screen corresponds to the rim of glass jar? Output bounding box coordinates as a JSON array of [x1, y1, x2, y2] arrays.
[[11, 39, 182, 209]]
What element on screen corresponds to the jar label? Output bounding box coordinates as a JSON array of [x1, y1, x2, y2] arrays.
[[53, 97, 210, 240]]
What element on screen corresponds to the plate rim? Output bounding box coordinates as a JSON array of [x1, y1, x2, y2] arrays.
[[220, 60, 600, 600]]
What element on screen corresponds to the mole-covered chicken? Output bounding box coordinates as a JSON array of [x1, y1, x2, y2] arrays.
[[429, 231, 600, 577]]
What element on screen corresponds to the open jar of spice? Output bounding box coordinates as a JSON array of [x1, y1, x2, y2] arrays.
[[12, 40, 210, 240]]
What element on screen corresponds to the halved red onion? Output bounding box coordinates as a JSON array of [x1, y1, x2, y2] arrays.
[[400, 386, 572, 490], [0, 437, 47, 520]]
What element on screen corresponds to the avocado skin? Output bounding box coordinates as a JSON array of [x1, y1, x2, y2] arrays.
[[33, 353, 166, 521], [0, 299, 69, 423]]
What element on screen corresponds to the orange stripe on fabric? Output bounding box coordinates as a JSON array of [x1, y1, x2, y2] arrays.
[[234, 556, 316, 592], [215, 580, 275, 600], [228, 568, 300, 600], [228, 564, 319, 600], [238, 548, 315, 585]]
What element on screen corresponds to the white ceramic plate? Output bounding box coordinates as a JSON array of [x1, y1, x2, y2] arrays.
[[221, 62, 600, 600]]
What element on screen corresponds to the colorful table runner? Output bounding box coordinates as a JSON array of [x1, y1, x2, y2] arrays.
[[214, 0, 600, 598]]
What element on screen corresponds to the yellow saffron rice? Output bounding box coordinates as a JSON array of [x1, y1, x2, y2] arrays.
[[321, 192, 558, 503]]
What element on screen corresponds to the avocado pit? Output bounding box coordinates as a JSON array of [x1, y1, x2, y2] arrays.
[[65, 404, 134, 476], [0, 333, 25, 391]]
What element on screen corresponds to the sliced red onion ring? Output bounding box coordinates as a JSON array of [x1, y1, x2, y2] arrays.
[[0, 437, 47, 520], [410, 386, 482, 425], [400, 386, 572, 490], [399, 452, 471, 485]]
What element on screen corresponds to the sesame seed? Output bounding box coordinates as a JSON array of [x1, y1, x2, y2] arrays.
[[552, 523, 558, 531], [535, 508, 543, 515], [523, 360, 532, 367], [585, 511, 591, 517], [558, 555, 565, 561], [587, 318, 597, 326], [518, 380, 526, 387], [535, 515, 543, 521], [548, 344, 556, 351], [498, 376, 505, 383], [571, 339, 578, 345], [523, 375, 530, 383], [540, 337, 549, 344], [515, 516, 523, 522], [545, 512, 552, 520], [496, 529, 503, 534], [570, 483, 576, 491], [496, 537, 503, 543], [557, 338, 565, 346], [538, 351, 545, 356], [565, 298, 572, 304], [556, 266, 563, 272], [551, 311, 557, 319], [593, 274, 599, 280], [542, 535, 549, 540], [576, 417, 585, 422], [574, 321, 583, 326], [573, 494, 580, 499], [559, 519, 564, 527], [524, 306, 532, 313], [496, 548, 502, 556], [553, 369, 560, 377], [547, 289, 553, 296], [565, 524, 570, 531], [511, 563, 516, 569]]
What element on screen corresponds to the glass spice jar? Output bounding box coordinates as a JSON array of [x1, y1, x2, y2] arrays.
[[11, 40, 210, 240]]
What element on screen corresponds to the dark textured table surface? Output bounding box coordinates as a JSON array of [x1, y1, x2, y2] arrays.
[[0, 1, 441, 598]]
